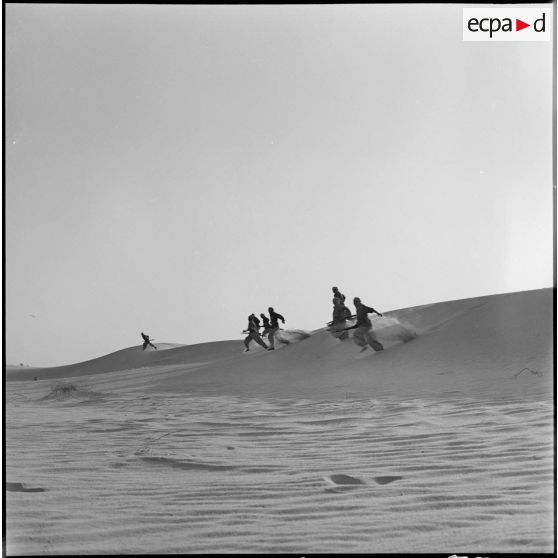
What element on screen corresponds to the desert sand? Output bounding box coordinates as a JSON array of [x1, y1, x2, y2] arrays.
[[5, 288, 554, 554]]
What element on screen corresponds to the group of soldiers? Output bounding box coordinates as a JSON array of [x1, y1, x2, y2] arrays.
[[139, 308, 287, 354], [142, 286, 384, 355], [243, 286, 385, 355], [243, 307, 287, 352], [327, 286, 384, 352]]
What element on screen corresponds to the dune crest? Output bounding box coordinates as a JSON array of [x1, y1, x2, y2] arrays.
[[7, 289, 552, 402]]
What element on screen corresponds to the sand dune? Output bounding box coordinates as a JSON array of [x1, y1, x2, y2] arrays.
[[6, 340, 236, 382], [8, 289, 552, 400], [5, 289, 554, 554]]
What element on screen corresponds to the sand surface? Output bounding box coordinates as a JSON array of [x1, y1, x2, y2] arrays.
[[5, 289, 554, 554]]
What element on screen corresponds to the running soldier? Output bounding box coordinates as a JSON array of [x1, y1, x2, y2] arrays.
[[244, 314, 270, 352], [352, 297, 384, 352], [141, 332, 158, 351], [267, 307, 286, 350], [328, 297, 350, 341], [260, 313, 272, 338], [332, 286, 352, 319]]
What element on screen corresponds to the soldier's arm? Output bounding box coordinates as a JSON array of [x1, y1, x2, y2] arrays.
[[364, 305, 382, 316]]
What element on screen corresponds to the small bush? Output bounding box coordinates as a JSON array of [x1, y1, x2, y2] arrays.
[[50, 383, 78, 400]]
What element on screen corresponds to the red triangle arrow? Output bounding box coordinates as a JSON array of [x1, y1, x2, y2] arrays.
[[516, 19, 530, 31]]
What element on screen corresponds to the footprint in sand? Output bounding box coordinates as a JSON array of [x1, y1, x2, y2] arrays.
[[373, 476, 403, 485], [329, 474, 365, 485], [6, 482, 45, 493], [324, 473, 366, 492], [324, 474, 403, 492]]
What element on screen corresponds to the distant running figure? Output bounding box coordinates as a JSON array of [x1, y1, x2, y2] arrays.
[[351, 298, 384, 352], [141, 332, 158, 351], [244, 314, 269, 352], [267, 307, 287, 350]]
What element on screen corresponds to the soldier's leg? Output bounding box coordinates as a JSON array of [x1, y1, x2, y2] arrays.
[[254, 332, 269, 350], [353, 327, 367, 347], [244, 335, 252, 352], [268, 328, 276, 349]]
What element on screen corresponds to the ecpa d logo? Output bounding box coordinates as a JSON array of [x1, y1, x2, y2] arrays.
[[463, 8, 551, 41]]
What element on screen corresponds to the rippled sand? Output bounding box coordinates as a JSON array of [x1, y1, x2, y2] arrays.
[[6, 383, 553, 554], [5, 289, 554, 554]]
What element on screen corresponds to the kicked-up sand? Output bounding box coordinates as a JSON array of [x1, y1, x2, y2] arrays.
[[5, 289, 554, 554]]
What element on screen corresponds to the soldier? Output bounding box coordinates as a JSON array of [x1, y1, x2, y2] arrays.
[[332, 286, 346, 303], [332, 286, 352, 318], [267, 307, 286, 350], [141, 332, 158, 351], [328, 297, 350, 341], [260, 313, 272, 338], [352, 297, 384, 352], [244, 314, 270, 352]]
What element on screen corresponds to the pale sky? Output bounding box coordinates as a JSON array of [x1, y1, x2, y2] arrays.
[[5, 4, 554, 367]]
